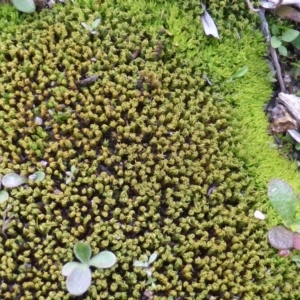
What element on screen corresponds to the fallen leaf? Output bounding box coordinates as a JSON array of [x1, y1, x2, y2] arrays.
[[200, 4, 219, 39], [230, 66, 249, 81]]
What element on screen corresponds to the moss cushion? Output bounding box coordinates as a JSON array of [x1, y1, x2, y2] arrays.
[[0, 0, 300, 299]]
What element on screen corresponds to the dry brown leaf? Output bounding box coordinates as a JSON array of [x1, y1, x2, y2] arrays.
[[271, 104, 298, 133], [200, 4, 219, 39], [274, 5, 300, 22]]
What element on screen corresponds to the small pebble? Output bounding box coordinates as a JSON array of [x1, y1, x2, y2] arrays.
[[254, 210, 265, 220], [35, 116, 43, 125]]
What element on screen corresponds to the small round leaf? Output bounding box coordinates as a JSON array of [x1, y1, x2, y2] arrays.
[[268, 179, 296, 222], [278, 45, 288, 56], [281, 29, 300, 42], [0, 190, 9, 203], [271, 36, 281, 48], [66, 264, 91, 296], [271, 24, 279, 36], [89, 250, 117, 268], [74, 242, 92, 264], [2, 173, 28, 188], [12, 0, 36, 13], [33, 171, 45, 182], [62, 262, 81, 276]]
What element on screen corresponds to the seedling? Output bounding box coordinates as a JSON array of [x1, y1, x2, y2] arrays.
[[0, 171, 45, 204], [1, 171, 45, 188], [228, 66, 248, 82], [81, 18, 101, 35], [62, 242, 117, 296], [271, 25, 300, 56], [146, 276, 157, 289], [133, 252, 158, 288], [49, 109, 72, 124], [2, 173, 28, 188], [267, 179, 300, 258], [65, 165, 76, 185]]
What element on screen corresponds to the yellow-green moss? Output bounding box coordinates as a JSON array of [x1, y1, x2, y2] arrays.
[[0, 0, 299, 299]]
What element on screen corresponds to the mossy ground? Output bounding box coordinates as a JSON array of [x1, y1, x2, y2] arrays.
[[0, 0, 300, 299]]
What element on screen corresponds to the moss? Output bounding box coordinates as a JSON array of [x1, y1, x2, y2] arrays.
[[0, 0, 299, 299]]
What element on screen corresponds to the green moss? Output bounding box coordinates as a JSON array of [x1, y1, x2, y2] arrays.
[[0, 0, 299, 299]]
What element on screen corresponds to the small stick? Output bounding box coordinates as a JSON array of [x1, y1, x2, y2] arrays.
[[257, 9, 287, 93], [76, 75, 99, 87], [270, 47, 286, 93], [2, 204, 14, 239]]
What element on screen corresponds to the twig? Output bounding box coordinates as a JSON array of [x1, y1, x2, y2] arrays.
[[2, 204, 14, 239], [246, 2, 287, 92], [270, 47, 287, 93], [257, 9, 287, 93], [76, 75, 99, 87]]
